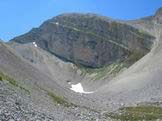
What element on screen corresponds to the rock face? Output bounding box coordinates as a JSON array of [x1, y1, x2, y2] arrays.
[[11, 13, 155, 67], [155, 7, 162, 24], [127, 7, 162, 40]]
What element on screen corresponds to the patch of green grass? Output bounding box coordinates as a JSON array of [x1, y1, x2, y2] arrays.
[[78, 61, 126, 80], [47, 91, 69, 106], [36, 85, 74, 107], [0, 72, 18, 86], [42, 89, 74, 107], [138, 29, 154, 39], [0, 72, 30, 94], [0, 76, 2, 81], [126, 50, 144, 65], [77, 50, 145, 80], [106, 106, 162, 121], [138, 29, 146, 35]]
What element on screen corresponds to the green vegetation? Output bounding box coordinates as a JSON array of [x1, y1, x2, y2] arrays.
[[47, 90, 70, 107], [138, 29, 146, 36], [78, 49, 145, 80], [106, 106, 162, 121], [78, 61, 126, 80], [40, 88, 74, 107], [126, 50, 144, 65], [0, 72, 30, 94], [0, 72, 18, 86], [138, 29, 153, 39], [0, 76, 2, 81]]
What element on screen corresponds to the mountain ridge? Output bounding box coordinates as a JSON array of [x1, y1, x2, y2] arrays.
[[0, 7, 162, 120], [11, 12, 155, 68]]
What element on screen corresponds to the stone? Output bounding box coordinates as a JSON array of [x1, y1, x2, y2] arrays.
[[11, 13, 155, 68]]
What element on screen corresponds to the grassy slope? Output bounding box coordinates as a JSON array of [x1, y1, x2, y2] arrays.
[[106, 105, 162, 120], [78, 49, 144, 80], [0, 71, 30, 94]]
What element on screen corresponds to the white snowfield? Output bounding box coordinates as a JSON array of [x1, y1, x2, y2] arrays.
[[32, 42, 38, 47], [70, 83, 93, 94]]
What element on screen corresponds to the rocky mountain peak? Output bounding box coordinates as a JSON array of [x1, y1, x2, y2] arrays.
[[11, 13, 155, 68], [155, 7, 162, 17], [154, 7, 162, 24]]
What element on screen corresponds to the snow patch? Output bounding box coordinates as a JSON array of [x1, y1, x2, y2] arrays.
[[70, 83, 93, 94], [32, 42, 38, 47], [55, 22, 59, 25]]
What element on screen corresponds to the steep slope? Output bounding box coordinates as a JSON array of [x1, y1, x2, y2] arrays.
[[11, 13, 155, 68], [94, 7, 162, 112], [1, 7, 162, 120], [0, 42, 108, 120], [8, 42, 87, 90]]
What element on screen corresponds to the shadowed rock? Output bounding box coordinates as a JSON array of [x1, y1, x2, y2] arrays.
[[11, 13, 155, 68]]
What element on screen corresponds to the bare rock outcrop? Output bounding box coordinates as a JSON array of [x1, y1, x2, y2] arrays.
[[11, 13, 155, 67]]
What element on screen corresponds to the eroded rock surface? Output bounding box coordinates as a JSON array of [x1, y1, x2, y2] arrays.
[[11, 13, 155, 67]]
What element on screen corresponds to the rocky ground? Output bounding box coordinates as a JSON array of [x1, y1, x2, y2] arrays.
[[0, 80, 57, 121], [0, 80, 111, 121]]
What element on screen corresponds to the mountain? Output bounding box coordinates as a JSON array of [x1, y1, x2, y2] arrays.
[[0, 41, 105, 120], [11, 13, 155, 68], [155, 7, 162, 23], [0, 7, 162, 120]]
